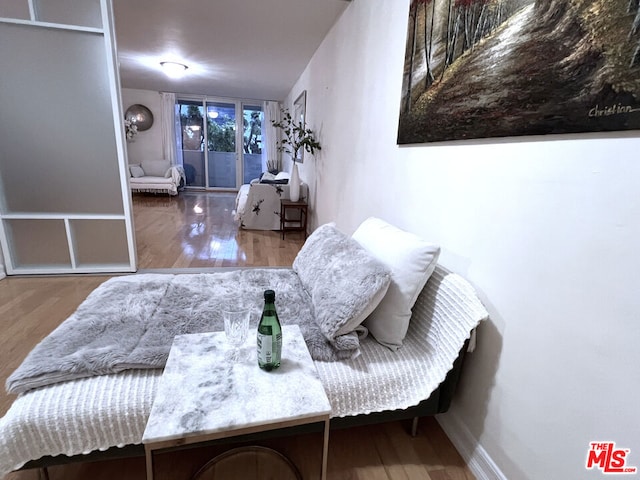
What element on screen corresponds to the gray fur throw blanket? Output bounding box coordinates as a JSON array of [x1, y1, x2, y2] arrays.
[[6, 269, 363, 394]]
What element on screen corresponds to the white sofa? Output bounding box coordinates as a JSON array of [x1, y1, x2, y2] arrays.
[[128, 160, 185, 196]]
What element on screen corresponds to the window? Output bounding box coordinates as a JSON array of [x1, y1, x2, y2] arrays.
[[175, 97, 265, 189], [242, 105, 264, 185]]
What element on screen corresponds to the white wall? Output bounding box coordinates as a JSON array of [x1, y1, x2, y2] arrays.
[[121, 88, 164, 165], [289, 1, 640, 479], [0, 248, 5, 280]]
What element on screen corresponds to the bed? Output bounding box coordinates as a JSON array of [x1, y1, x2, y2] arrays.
[[0, 218, 489, 477], [234, 177, 308, 230]]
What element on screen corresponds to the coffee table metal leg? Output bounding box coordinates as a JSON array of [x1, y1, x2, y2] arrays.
[[145, 446, 154, 480], [321, 418, 330, 480]]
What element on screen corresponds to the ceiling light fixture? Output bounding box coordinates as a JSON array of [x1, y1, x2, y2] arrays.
[[160, 61, 188, 79]]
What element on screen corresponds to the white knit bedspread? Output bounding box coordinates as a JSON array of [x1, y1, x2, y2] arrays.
[[316, 268, 489, 417], [0, 268, 488, 476]]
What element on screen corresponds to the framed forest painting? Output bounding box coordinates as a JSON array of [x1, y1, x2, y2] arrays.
[[397, 0, 640, 144]]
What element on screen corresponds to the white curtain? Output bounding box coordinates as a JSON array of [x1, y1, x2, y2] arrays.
[[262, 101, 281, 172], [160, 92, 179, 165]]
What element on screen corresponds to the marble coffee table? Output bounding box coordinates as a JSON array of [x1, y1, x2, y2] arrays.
[[142, 324, 332, 480]]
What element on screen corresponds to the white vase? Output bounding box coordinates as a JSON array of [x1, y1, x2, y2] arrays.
[[289, 162, 301, 202]]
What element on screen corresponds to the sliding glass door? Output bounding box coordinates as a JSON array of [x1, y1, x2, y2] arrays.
[[206, 101, 237, 188], [177, 101, 206, 187], [242, 104, 264, 185], [176, 97, 264, 190]]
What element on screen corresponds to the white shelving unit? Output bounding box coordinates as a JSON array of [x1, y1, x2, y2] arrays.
[[0, 0, 136, 275]]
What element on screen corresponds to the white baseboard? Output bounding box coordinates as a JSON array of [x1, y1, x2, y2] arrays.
[[437, 411, 508, 480]]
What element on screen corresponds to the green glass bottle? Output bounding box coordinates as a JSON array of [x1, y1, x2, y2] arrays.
[[257, 289, 282, 371]]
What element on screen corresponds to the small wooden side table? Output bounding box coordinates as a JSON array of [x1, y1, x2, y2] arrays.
[[280, 199, 308, 239]]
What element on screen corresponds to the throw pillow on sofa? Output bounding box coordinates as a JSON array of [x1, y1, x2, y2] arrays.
[[293, 223, 391, 341], [352, 217, 440, 350], [129, 164, 145, 178], [259, 171, 289, 184], [141, 160, 170, 177]]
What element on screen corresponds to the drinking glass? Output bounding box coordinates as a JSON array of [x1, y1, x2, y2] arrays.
[[223, 307, 251, 361]]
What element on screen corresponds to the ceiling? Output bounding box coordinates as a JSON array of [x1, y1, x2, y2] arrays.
[[113, 0, 350, 102]]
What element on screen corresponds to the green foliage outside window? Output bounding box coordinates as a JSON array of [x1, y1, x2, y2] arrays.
[[180, 104, 204, 151], [179, 105, 263, 154], [243, 110, 262, 154], [207, 114, 236, 153]]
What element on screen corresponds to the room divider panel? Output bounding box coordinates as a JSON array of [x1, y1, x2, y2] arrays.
[[0, 0, 136, 274]]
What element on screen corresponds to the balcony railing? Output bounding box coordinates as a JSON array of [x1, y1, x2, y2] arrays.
[[181, 151, 263, 188]]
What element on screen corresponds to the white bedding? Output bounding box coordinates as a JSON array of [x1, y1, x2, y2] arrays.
[[0, 267, 488, 476]]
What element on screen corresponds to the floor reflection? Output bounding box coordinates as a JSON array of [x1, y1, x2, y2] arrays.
[[131, 191, 303, 269]]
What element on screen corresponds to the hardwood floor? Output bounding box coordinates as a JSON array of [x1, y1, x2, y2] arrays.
[[133, 191, 305, 269], [0, 191, 474, 480]]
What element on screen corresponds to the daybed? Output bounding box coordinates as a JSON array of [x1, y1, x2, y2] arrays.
[[0, 218, 489, 477], [234, 173, 308, 230], [128, 159, 185, 196]]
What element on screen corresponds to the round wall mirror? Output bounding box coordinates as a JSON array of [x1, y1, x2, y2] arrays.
[[125, 104, 154, 131]]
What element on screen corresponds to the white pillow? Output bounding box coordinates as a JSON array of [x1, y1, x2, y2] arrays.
[[274, 171, 290, 181], [141, 160, 169, 177], [129, 164, 145, 178], [260, 172, 276, 182], [352, 217, 440, 350]]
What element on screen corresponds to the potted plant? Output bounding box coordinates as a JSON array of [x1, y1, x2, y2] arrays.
[[272, 108, 321, 201], [124, 119, 138, 142]]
